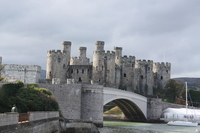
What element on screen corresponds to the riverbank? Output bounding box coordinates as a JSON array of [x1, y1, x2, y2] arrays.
[[98, 121, 200, 133]]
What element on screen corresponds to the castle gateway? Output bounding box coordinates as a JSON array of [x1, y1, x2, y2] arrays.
[[46, 41, 171, 95]]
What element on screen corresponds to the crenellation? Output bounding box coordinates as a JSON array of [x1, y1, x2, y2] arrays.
[[46, 41, 171, 95]]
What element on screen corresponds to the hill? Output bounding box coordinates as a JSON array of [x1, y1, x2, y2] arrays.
[[173, 77, 200, 90]]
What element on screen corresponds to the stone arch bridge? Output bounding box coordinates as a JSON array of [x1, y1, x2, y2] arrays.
[[39, 84, 160, 127], [103, 87, 147, 121]]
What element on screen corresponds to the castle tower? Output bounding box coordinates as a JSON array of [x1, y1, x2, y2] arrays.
[[121, 56, 135, 92], [153, 62, 171, 89], [92, 41, 106, 85], [105, 51, 115, 87], [79, 47, 87, 58], [135, 60, 154, 95], [69, 47, 91, 84], [70, 47, 90, 65], [46, 41, 71, 84]]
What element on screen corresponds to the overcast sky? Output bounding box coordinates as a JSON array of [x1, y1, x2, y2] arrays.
[[0, 0, 200, 78]]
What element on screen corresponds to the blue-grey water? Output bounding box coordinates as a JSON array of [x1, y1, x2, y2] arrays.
[[98, 121, 200, 133]]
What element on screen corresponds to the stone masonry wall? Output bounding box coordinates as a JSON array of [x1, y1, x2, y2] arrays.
[[0, 113, 19, 126], [4, 64, 41, 83], [81, 84, 104, 127], [29, 111, 59, 121], [39, 84, 82, 120]]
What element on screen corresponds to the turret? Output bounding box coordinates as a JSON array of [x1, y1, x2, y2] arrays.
[[153, 62, 171, 89], [79, 47, 87, 58], [105, 51, 115, 87], [135, 60, 154, 95], [46, 41, 71, 84], [92, 41, 105, 85], [121, 56, 135, 92], [95, 41, 104, 51]]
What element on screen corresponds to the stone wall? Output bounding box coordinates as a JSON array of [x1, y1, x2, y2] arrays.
[[81, 84, 103, 127], [29, 111, 59, 121], [39, 84, 82, 120], [0, 112, 19, 126], [4, 64, 41, 83]]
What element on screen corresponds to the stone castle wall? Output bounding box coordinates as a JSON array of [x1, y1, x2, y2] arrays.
[[4, 64, 41, 83], [46, 41, 171, 95]]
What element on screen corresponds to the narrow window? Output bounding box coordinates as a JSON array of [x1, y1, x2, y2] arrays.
[[71, 69, 73, 73], [82, 69, 84, 74], [77, 69, 79, 73], [161, 76, 163, 80], [63, 64, 65, 68], [79, 77, 82, 82], [166, 70, 168, 73], [124, 73, 126, 77], [141, 75, 143, 79]]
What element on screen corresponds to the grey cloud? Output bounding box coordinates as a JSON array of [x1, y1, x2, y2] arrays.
[[0, 0, 200, 78]]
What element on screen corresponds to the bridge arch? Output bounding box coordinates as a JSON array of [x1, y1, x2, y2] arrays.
[[103, 87, 147, 121]]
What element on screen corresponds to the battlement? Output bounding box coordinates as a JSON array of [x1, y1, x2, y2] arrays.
[[114, 47, 122, 50], [106, 51, 115, 54], [95, 41, 104, 51], [154, 62, 171, 67], [135, 60, 153, 65], [136, 59, 153, 63], [48, 50, 62, 54], [62, 41, 71, 46], [105, 51, 115, 60], [79, 47, 86, 50], [71, 57, 78, 59], [95, 41, 104, 45], [122, 55, 135, 63]]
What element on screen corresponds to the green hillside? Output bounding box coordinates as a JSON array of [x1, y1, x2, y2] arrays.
[[173, 77, 200, 90]]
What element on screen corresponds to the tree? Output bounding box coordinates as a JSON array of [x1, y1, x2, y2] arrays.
[[164, 79, 184, 102], [0, 82, 59, 113]]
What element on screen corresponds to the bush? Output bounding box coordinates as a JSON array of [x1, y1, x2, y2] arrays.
[[0, 82, 59, 113]]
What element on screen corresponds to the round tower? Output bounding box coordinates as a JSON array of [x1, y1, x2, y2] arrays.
[[79, 47, 87, 58], [95, 41, 104, 51], [62, 41, 71, 61], [92, 41, 105, 85]]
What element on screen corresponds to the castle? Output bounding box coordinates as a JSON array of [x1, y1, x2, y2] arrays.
[[46, 41, 171, 95]]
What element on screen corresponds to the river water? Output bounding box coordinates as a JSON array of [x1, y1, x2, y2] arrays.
[[98, 121, 200, 133]]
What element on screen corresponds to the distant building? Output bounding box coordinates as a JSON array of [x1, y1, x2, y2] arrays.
[[46, 41, 171, 95], [4, 64, 41, 83]]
